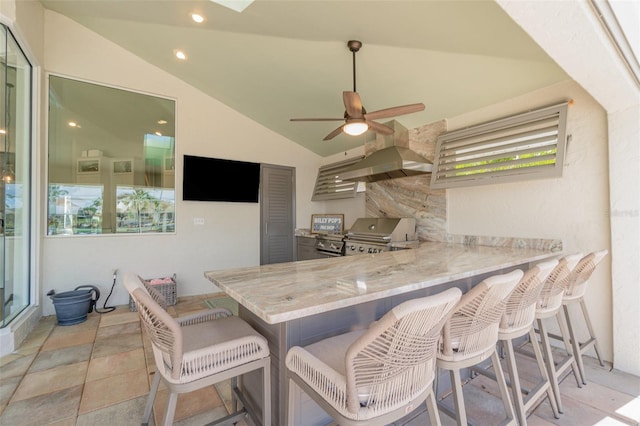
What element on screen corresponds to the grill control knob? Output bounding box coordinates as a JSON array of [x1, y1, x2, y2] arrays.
[[349, 245, 356, 251], [358, 246, 365, 252]]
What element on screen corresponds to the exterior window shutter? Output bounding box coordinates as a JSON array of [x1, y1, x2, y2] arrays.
[[311, 156, 364, 201], [431, 102, 569, 189]]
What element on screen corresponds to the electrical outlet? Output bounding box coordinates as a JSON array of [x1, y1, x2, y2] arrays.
[[193, 217, 205, 225]]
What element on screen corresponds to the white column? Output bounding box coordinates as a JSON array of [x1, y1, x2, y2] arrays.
[[608, 105, 640, 375]]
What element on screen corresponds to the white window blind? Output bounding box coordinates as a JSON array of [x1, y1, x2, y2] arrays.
[[312, 156, 364, 201], [431, 102, 569, 189]]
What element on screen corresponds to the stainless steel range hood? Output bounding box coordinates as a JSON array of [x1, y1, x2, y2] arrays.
[[337, 121, 433, 183]]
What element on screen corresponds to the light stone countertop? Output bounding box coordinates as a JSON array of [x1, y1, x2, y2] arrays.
[[204, 241, 559, 325]]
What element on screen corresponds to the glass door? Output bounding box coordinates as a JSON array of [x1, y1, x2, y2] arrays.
[[0, 24, 32, 327]]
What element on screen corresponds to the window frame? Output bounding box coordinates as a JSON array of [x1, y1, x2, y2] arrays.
[[430, 102, 569, 189], [46, 73, 177, 236]]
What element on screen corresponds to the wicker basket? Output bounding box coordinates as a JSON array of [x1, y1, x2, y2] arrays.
[[129, 274, 177, 311]]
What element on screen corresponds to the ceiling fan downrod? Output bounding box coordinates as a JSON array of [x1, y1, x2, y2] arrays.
[[348, 40, 362, 93]]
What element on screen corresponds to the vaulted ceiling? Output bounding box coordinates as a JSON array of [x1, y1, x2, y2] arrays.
[[39, 0, 568, 157]]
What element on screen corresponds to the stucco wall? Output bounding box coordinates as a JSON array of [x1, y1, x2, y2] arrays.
[[446, 80, 613, 361], [498, 0, 639, 378]]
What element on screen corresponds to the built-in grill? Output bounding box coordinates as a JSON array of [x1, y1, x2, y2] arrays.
[[344, 217, 418, 256], [314, 233, 345, 257]]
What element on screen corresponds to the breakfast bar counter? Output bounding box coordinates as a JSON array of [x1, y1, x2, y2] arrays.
[[204, 241, 560, 425]]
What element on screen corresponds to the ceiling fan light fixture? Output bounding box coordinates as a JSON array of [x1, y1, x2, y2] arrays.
[[290, 40, 424, 141], [343, 120, 368, 136]]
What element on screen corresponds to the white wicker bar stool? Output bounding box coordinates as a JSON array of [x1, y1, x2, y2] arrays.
[[524, 253, 583, 414], [558, 249, 608, 385], [436, 269, 523, 426], [474, 260, 560, 425], [125, 274, 271, 426], [285, 288, 462, 426]]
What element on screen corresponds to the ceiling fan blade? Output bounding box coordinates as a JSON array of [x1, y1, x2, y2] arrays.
[[290, 117, 344, 122], [343, 91, 363, 118], [364, 103, 425, 121], [323, 124, 346, 141], [366, 120, 394, 135]]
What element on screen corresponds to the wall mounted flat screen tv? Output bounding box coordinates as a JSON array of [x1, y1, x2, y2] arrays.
[[183, 155, 260, 202]]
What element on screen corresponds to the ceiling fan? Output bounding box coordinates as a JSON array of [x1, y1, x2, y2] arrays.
[[290, 40, 425, 141]]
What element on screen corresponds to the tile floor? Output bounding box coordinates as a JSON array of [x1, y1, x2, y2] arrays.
[[1, 293, 639, 426]]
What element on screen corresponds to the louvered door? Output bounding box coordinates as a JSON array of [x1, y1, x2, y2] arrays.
[[260, 164, 295, 265]]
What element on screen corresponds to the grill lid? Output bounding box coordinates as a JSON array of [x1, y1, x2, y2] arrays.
[[346, 217, 417, 242]]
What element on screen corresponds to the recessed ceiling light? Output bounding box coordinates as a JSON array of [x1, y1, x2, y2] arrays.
[[175, 50, 187, 60], [155, 131, 162, 136], [157, 119, 167, 125], [191, 13, 205, 23], [68, 121, 78, 127], [0, 129, 6, 135]]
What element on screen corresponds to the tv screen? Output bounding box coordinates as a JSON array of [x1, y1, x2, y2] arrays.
[[183, 155, 260, 202]]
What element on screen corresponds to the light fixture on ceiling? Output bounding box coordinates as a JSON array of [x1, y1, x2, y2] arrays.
[[175, 50, 187, 60], [343, 119, 368, 136], [157, 119, 167, 125], [68, 121, 78, 127], [0, 129, 6, 135], [191, 13, 205, 23], [290, 40, 425, 141], [155, 131, 162, 136]]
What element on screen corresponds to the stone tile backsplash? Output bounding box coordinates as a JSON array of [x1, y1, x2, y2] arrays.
[[364, 119, 562, 251]]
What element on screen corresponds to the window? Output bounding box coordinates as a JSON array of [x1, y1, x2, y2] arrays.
[[311, 156, 364, 201], [47, 75, 176, 235], [431, 102, 569, 189]]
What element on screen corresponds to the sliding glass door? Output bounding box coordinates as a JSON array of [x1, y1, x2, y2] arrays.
[[0, 24, 32, 327]]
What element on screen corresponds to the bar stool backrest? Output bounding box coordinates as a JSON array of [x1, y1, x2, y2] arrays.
[[344, 287, 462, 414], [501, 259, 558, 332], [440, 269, 523, 361], [564, 249, 608, 300], [131, 288, 183, 380], [537, 253, 582, 314]]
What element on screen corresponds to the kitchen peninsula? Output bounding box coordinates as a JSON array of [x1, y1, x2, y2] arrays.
[[204, 241, 560, 426]]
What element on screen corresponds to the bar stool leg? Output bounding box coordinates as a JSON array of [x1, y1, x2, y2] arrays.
[[537, 319, 563, 413], [491, 350, 516, 424], [426, 390, 442, 426], [562, 304, 587, 385], [287, 378, 295, 426], [502, 340, 526, 425], [143, 371, 161, 425], [529, 328, 560, 419], [263, 360, 272, 426], [162, 392, 179, 426], [231, 376, 239, 413], [579, 298, 605, 367], [450, 368, 468, 426], [555, 311, 583, 388]]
